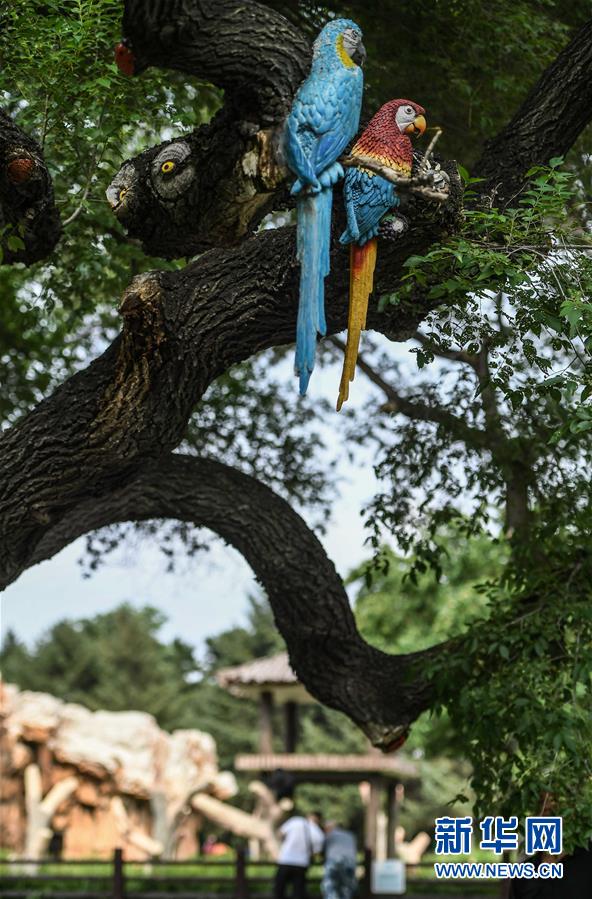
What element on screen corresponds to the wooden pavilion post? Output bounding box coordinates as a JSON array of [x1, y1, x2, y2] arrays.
[[365, 777, 383, 857], [386, 781, 398, 857], [259, 690, 274, 754], [284, 701, 298, 752]]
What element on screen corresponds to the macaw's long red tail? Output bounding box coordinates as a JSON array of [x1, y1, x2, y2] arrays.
[[336, 238, 377, 411]]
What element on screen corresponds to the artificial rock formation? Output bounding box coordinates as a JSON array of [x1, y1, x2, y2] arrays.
[[0, 681, 236, 859]]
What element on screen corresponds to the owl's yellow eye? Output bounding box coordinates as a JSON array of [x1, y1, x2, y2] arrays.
[[161, 160, 176, 174]]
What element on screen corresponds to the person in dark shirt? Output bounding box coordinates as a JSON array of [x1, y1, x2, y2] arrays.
[[322, 822, 358, 899], [509, 845, 592, 898]]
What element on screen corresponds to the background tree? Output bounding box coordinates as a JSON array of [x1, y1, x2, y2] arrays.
[[0, 0, 591, 849], [0, 605, 197, 730]]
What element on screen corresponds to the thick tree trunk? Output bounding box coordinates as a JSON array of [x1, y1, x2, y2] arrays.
[[504, 462, 533, 539]]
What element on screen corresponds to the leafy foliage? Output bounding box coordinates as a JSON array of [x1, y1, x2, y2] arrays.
[[363, 164, 592, 572], [349, 164, 592, 848], [0, 604, 198, 730], [353, 532, 507, 836], [426, 541, 592, 852], [354, 531, 504, 653]]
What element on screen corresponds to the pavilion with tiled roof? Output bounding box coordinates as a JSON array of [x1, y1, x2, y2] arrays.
[[217, 652, 417, 857]]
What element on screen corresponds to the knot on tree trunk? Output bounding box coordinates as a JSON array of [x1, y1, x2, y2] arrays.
[[92, 272, 168, 438], [119, 271, 167, 364], [120, 271, 165, 332]]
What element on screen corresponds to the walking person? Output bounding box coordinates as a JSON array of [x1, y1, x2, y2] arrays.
[[322, 822, 358, 899], [274, 811, 325, 899]]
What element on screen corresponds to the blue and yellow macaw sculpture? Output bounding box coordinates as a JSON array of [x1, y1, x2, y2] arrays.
[[284, 19, 365, 395]]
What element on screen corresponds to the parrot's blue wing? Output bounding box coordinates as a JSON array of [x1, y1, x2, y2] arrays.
[[285, 67, 362, 192], [313, 73, 363, 175], [340, 170, 397, 245], [284, 113, 319, 189]]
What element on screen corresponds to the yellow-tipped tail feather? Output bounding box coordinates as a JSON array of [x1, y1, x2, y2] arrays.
[[336, 239, 378, 411]]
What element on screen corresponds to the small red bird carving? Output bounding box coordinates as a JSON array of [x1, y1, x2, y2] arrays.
[[7, 157, 35, 184], [115, 40, 136, 76]]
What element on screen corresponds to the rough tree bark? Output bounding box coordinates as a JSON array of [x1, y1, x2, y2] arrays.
[[1, 3, 591, 743], [110, 0, 310, 255], [121, 0, 310, 125]]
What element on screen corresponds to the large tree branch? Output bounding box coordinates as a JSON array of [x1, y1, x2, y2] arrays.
[[26, 454, 440, 749], [121, 0, 310, 126], [0, 178, 462, 588], [474, 18, 592, 202], [0, 109, 61, 264]]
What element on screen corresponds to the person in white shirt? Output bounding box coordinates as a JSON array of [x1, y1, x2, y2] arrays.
[[274, 812, 325, 899]]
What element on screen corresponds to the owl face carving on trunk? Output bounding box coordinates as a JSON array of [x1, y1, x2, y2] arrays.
[[106, 112, 272, 260], [106, 137, 203, 259]]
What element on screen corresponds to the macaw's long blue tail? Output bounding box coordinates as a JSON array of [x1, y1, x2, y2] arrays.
[[295, 186, 332, 395]]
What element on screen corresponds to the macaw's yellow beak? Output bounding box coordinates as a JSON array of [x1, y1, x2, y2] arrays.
[[405, 114, 427, 136]]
